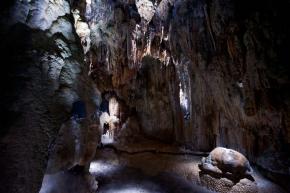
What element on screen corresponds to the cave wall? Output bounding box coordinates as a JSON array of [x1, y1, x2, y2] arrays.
[[84, 0, 290, 160], [0, 0, 99, 192]]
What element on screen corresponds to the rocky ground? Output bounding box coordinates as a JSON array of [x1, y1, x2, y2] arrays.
[[39, 141, 287, 193]]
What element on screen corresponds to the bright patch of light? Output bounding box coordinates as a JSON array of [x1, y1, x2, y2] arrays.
[[72, 9, 91, 54], [136, 0, 156, 21], [107, 186, 152, 193], [179, 83, 189, 111], [237, 81, 243, 88], [89, 161, 117, 175], [101, 133, 114, 144], [39, 174, 55, 193], [100, 112, 110, 129]]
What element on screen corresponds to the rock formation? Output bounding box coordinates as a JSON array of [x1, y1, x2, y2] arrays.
[[0, 1, 100, 192], [199, 147, 257, 193], [199, 147, 253, 178]]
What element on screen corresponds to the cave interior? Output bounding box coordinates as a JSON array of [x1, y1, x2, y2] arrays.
[[0, 0, 290, 193]]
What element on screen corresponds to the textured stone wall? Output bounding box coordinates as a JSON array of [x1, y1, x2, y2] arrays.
[[0, 1, 99, 192]]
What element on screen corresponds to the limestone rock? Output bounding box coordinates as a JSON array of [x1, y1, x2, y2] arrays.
[[46, 118, 99, 173], [0, 0, 98, 192]]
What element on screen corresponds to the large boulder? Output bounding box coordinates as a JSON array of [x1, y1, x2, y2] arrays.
[[198, 147, 257, 193], [199, 147, 252, 178]]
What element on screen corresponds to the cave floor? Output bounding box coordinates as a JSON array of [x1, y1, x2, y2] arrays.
[[39, 144, 286, 193], [92, 148, 212, 193], [92, 147, 286, 193]]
